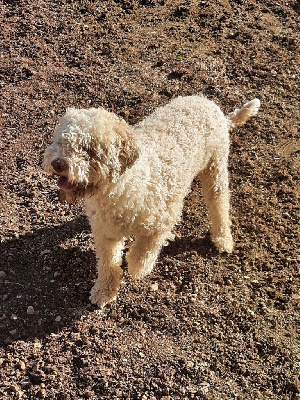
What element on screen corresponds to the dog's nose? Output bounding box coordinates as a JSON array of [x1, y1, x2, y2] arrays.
[[51, 158, 68, 173]]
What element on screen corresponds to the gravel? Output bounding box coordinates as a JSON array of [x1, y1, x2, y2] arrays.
[[0, 0, 299, 399]]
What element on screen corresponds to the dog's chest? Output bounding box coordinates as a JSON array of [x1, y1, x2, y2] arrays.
[[85, 193, 137, 237]]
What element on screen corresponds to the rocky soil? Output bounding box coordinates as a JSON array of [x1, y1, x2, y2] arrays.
[[0, 0, 299, 399]]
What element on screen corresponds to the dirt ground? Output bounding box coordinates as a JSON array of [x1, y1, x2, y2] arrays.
[[0, 0, 299, 399]]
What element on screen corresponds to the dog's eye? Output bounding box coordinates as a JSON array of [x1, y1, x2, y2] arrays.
[[82, 146, 96, 158]]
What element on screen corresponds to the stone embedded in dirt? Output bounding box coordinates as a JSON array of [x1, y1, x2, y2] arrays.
[[40, 250, 51, 256], [0, 270, 7, 279], [17, 361, 26, 371], [150, 282, 159, 291], [26, 306, 35, 315], [0, 1, 298, 399], [199, 381, 210, 394], [189, 294, 197, 303]]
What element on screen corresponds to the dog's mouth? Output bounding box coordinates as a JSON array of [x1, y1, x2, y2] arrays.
[[55, 174, 88, 193], [57, 176, 72, 190]]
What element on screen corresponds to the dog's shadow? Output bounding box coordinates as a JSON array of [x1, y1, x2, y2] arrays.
[[162, 233, 215, 259], [0, 216, 213, 345], [0, 215, 97, 345]]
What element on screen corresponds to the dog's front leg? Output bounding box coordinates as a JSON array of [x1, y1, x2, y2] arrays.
[[127, 232, 169, 279], [90, 236, 124, 308]]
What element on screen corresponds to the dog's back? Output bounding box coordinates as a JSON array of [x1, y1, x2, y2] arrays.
[[133, 95, 229, 177]]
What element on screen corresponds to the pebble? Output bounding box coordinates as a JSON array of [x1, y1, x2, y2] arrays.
[[55, 316, 62, 322], [18, 361, 26, 371], [40, 250, 51, 255], [36, 388, 46, 398], [84, 390, 94, 398], [199, 381, 210, 394], [0, 271, 6, 279], [27, 306, 35, 315], [189, 295, 197, 303], [150, 282, 158, 291], [11, 314, 18, 320]]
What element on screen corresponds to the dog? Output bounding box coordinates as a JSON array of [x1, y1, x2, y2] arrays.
[[43, 95, 260, 308]]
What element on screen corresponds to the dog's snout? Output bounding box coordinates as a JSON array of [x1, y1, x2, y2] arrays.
[[51, 158, 68, 173]]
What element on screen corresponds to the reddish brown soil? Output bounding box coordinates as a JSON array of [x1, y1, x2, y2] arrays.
[[0, 1, 299, 399]]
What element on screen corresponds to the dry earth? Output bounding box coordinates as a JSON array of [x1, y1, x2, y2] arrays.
[[0, 0, 299, 399]]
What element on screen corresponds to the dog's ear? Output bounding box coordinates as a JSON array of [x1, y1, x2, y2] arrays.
[[114, 118, 139, 173], [89, 113, 139, 183]]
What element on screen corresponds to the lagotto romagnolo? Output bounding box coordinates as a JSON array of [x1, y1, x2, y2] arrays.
[[43, 95, 260, 308]]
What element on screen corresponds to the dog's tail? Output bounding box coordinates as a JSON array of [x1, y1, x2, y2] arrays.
[[228, 98, 260, 129]]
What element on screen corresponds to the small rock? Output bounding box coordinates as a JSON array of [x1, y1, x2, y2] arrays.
[[55, 316, 62, 322], [27, 306, 35, 315], [18, 361, 26, 371], [189, 294, 197, 303], [84, 390, 94, 398], [20, 380, 31, 389], [186, 360, 194, 368], [40, 250, 51, 255], [11, 314, 18, 320], [150, 282, 158, 291], [57, 391, 70, 400], [162, 386, 170, 395], [36, 388, 46, 399], [8, 384, 19, 393], [0, 271, 6, 279], [198, 381, 210, 394]]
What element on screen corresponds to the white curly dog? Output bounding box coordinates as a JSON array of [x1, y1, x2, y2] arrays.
[[43, 95, 260, 308]]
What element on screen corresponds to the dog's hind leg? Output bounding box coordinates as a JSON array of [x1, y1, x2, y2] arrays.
[[198, 156, 234, 253], [127, 232, 169, 279], [90, 236, 124, 308]]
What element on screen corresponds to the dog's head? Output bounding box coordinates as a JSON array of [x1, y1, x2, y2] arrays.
[[43, 107, 138, 202]]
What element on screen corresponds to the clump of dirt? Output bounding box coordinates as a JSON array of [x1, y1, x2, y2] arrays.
[[0, 1, 299, 399]]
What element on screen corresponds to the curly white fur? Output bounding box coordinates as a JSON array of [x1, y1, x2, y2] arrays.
[[43, 95, 260, 308]]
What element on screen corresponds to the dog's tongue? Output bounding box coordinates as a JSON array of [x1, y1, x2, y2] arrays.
[[57, 176, 70, 190]]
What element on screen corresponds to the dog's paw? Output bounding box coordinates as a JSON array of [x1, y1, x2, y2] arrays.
[[90, 283, 118, 308], [128, 267, 146, 280], [127, 259, 154, 280], [90, 268, 123, 308], [212, 235, 234, 253]]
